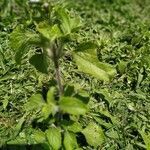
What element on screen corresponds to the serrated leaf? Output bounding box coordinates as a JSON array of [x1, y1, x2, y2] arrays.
[[41, 104, 53, 120], [62, 120, 82, 133], [29, 54, 49, 74], [36, 22, 62, 41], [59, 97, 87, 115], [63, 131, 78, 150], [33, 130, 46, 143], [47, 87, 56, 104], [45, 127, 62, 150], [24, 94, 45, 111], [82, 122, 105, 147], [55, 7, 71, 34], [73, 52, 116, 82], [55, 7, 81, 34], [10, 26, 41, 64], [76, 42, 98, 54]]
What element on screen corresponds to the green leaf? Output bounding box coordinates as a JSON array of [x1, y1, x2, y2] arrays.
[[94, 116, 113, 129], [6, 137, 27, 145], [10, 26, 41, 64], [33, 130, 46, 143], [62, 120, 82, 133], [45, 127, 62, 150], [82, 122, 105, 147], [76, 42, 98, 54], [59, 97, 88, 115], [29, 54, 49, 74], [73, 52, 116, 82], [63, 131, 78, 150], [36, 22, 62, 41], [106, 129, 120, 139], [0, 74, 16, 82], [24, 94, 45, 111], [13, 115, 26, 137], [55, 7, 81, 34], [55, 7, 71, 34], [2, 98, 8, 110], [47, 87, 56, 104], [41, 104, 53, 120], [139, 130, 150, 150], [117, 60, 127, 74]]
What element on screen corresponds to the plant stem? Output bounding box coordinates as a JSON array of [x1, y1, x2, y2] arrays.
[[53, 53, 63, 96]]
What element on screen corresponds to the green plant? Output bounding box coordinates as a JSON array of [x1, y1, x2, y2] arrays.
[[1, 0, 149, 149], [8, 2, 117, 149]]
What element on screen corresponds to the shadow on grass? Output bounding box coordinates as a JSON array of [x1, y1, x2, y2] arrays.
[[0, 144, 49, 150]]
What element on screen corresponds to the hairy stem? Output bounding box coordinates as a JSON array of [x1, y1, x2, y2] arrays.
[[53, 51, 63, 96]]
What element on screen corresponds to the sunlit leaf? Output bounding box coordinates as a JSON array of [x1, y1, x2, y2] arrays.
[[36, 22, 62, 41], [46, 127, 62, 150], [55, 7, 81, 34], [139, 130, 150, 150], [73, 52, 116, 82], [82, 122, 105, 147], [59, 97, 88, 115], [33, 130, 46, 143], [46, 87, 56, 104], [24, 94, 45, 111], [63, 131, 78, 150]]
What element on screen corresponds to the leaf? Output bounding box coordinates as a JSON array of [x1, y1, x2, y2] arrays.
[[59, 97, 88, 115], [24, 94, 45, 111], [47, 87, 56, 104], [82, 122, 105, 147], [55, 7, 81, 34], [13, 115, 26, 137], [73, 52, 116, 82], [76, 42, 98, 54], [36, 22, 62, 41], [94, 116, 113, 129], [29, 54, 49, 74], [10, 26, 41, 64], [106, 129, 120, 139], [45, 127, 62, 150], [62, 120, 82, 133], [0, 74, 16, 82], [40, 87, 58, 117], [98, 109, 119, 125], [141, 55, 150, 67], [41, 104, 53, 120], [139, 130, 150, 150], [63, 131, 78, 150], [2, 98, 8, 110], [55, 7, 71, 34], [6, 137, 27, 145], [33, 130, 46, 143], [117, 60, 127, 74]]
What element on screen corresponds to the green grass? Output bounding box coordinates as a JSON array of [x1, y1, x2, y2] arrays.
[[0, 0, 150, 149]]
